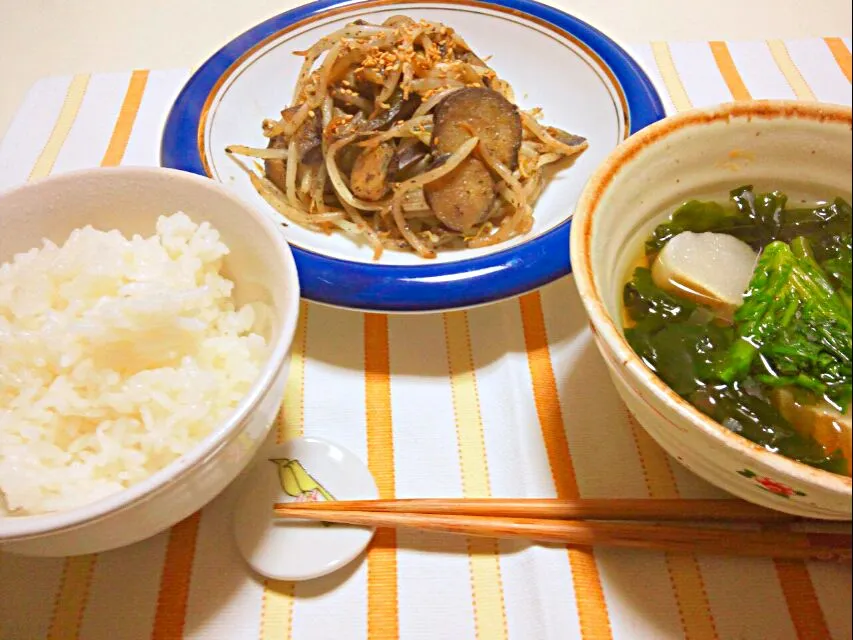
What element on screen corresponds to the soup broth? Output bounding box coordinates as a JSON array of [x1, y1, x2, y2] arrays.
[[622, 186, 852, 475]]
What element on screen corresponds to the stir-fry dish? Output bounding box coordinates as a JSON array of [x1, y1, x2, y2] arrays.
[[623, 186, 852, 475], [226, 16, 588, 258]]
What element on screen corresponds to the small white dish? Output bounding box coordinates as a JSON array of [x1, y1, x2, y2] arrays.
[[233, 437, 378, 581]]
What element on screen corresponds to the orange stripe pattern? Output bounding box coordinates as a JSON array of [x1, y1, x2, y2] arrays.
[[629, 418, 718, 640], [634, 48, 720, 640], [444, 312, 509, 640], [101, 70, 149, 166], [707, 43, 832, 634], [259, 581, 297, 640], [824, 37, 853, 82], [364, 313, 399, 640], [259, 301, 308, 640], [151, 511, 203, 639], [46, 555, 97, 640], [767, 40, 817, 101], [774, 560, 831, 639], [650, 42, 694, 111], [709, 41, 753, 100], [28, 74, 90, 181], [47, 69, 153, 640], [519, 292, 612, 639], [277, 300, 309, 444], [97, 76, 197, 640], [36, 74, 94, 640]]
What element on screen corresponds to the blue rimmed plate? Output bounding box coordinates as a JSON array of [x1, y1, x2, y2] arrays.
[[161, 0, 665, 312]]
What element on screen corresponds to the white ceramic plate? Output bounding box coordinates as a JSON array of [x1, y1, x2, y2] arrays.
[[162, 0, 665, 312]]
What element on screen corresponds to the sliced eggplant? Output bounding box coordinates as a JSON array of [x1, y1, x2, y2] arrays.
[[264, 135, 288, 192], [391, 140, 429, 178], [293, 109, 323, 165], [336, 143, 362, 177], [364, 90, 421, 132], [424, 156, 495, 232], [351, 142, 395, 201], [431, 87, 522, 169], [394, 154, 431, 183]]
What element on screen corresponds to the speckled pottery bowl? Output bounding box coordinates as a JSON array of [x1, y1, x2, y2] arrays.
[[571, 100, 852, 519]]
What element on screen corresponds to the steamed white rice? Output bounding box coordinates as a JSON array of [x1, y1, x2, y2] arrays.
[[0, 213, 266, 515]]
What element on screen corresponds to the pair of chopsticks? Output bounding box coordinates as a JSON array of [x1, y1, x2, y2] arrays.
[[273, 498, 852, 562]]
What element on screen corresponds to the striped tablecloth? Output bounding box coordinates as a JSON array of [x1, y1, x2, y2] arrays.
[[1, 37, 851, 640]]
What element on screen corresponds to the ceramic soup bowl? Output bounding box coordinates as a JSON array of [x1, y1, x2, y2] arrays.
[[571, 101, 852, 519]]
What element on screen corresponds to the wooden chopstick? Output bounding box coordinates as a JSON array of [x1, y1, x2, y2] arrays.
[[272, 500, 852, 562], [274, 498, 798, 522]]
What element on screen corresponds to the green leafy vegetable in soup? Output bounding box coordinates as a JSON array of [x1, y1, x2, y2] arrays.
[[624, 186, 852, 476]]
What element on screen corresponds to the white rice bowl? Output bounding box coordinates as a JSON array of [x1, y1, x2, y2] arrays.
[[0, 212, 266, 515]]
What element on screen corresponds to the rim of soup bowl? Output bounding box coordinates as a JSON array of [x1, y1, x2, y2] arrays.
[[0, 166, 301, 540], [570, 100, 853, 499]]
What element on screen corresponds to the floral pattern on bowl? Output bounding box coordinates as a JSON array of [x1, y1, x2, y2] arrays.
[[738, 469, 806, 499]]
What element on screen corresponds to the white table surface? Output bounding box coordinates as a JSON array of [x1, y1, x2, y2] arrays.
[[0, 0, 851, 140]]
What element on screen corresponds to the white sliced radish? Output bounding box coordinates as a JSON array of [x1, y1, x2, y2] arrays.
[[652, 231, 757, 314]]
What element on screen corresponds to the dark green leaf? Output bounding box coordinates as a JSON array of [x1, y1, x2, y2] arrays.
[[645, 200, 730, 254], [622, 267, 696, 322], [625, 315, 732, 397], [689, 385, 846, 472]]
